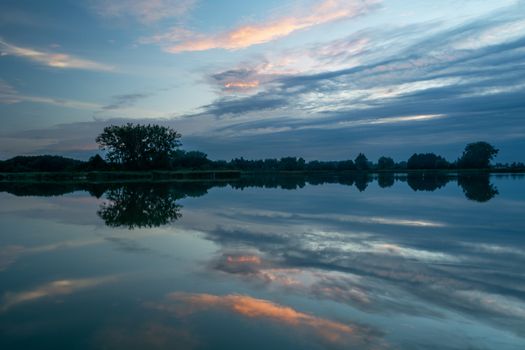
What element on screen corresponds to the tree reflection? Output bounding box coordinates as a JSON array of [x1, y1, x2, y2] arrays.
[[355, 174, 372, 192], [97, 184, 183, 229], [406, 173, 450, 191], [377, 173, 395, 188], [457, 174, 499, 202], [0, 172, 505, 216]]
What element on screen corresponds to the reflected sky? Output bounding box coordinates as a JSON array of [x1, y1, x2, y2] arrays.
[[0, 175, 524, 349]]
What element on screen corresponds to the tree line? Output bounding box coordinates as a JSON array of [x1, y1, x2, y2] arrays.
[[0, 123, 523, 173]]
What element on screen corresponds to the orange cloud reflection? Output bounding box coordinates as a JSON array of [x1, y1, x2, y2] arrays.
[[1, 276, 116, 311], [226, 255, 262, 264], [164, 293, 354, 343]]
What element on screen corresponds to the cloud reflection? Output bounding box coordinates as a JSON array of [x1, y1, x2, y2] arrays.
[[0, 239, 100, 271], [181, 183, 525, 337], [1, 276, 117, 311], [150, 292, 382, 346]]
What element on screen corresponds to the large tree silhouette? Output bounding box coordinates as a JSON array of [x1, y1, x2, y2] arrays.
[[96, 123, 181, 170], [457, 142, 498, 169]]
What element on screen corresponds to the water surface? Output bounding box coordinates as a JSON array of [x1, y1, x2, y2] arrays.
[[0, 174, 524, 349]]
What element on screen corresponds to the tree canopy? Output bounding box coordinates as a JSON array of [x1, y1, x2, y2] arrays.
[[457, 142, 499, 169], [355, 153, 370, 170], [407, 153, 450, 170], [378, 156, 395, 170], [96, 123, 181, 169]]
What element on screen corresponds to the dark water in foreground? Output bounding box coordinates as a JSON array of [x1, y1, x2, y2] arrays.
[[0, 173, 524, 350]]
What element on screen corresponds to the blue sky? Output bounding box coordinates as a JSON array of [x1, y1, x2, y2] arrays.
[[0, 0, 524, 162]]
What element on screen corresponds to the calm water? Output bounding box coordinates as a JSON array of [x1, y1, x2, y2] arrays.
[[0, 174, 524, 350]]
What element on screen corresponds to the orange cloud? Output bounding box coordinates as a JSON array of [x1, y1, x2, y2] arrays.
[[0, 39, 114, 71], [145, 0, 379, 52], [161, 293, 354, 343], [224, 81, 260, 90]]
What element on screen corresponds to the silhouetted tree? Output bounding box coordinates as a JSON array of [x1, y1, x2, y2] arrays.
[[96, 123, 181, 170], [84, 154, 109, 171], [377, 156, 395, 170], [396, 161, 408, 170], [457, 142, 498, 169], [306, 161, 337, 171], [172, 150, 211, 169], [337, 160, 356, 171], [407, 153, 449, 169], [355, 153, 369, 171], [0, 155, 83, 172], [278, 157, 306, 171]]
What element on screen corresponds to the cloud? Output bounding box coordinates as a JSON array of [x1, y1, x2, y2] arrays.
[[0, 79, 19, 104], [0, 79, 101, 110], [461, 242, 525, 257], [102, 93, 150, 110], [453, 18, 525, 50], [142, 0, 379, 52], [201, 4, 525, 112], [0, 8, 52, 28], [1, 80, 164, 124], [90, 0, 197, 24], [207, 35, 372, 94], [0, 78, 101, 111], [206, 22, 443, 95], [169, 3, 525, 160], [0, 39, 114, 71], [18, 95, 101, 109], [199, 93, 288, 117]]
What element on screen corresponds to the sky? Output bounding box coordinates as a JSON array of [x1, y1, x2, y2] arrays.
[[0, 0, 524, 162]]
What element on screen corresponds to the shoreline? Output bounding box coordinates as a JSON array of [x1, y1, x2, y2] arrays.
[[0, 168, 523, 183]]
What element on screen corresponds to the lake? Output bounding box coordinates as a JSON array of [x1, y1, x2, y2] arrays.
[[0, 173, 524, 349]]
